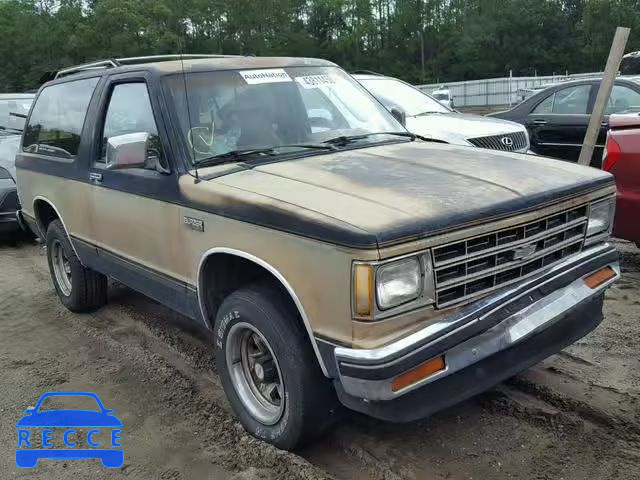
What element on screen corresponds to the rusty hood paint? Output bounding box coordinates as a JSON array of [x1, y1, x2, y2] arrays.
[[194, 141, 614, 248]]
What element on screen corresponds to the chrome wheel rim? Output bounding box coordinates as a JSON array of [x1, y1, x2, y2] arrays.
[[226, 322, 285, 425], [51, 239, 72, 296]]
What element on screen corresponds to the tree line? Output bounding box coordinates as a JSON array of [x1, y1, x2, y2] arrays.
[[1, 0, 639, 92]]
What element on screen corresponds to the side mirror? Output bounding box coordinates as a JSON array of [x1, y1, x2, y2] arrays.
[[106, 132, 151, 170], [389, 107, 406, 126]]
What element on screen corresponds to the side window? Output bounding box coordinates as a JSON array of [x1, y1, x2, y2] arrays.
[[99, 83, 163, 168], [605, 85, 640, 114], [532, 93, 554, 114], [552, 85, 590, 114], [23, 78, 99, 158]]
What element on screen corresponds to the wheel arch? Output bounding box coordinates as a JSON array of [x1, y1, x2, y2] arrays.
[[32, 196, 82, 261], [197, 247, 329, 377]]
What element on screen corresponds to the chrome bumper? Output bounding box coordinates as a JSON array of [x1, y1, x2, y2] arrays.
[[332, 243, 619, 402]]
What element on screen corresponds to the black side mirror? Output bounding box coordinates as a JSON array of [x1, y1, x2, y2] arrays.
[[389, 107, 406, 126]]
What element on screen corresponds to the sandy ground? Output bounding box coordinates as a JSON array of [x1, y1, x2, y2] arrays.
[[1, 238, 639, 479]]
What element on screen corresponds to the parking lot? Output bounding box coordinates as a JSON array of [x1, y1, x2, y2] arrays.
[[1, 238, 639, 479]]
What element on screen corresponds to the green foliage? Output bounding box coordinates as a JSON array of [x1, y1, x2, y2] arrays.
[[0, 0, 638, 91]]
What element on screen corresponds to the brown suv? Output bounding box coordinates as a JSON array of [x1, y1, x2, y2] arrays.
[[16, 55, 620, 449]]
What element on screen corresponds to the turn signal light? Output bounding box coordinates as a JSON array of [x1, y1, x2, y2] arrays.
[[583, 266, 616, 289], [602, 135, 621, 172], [392, 356, 446, 392], [354, 264, 373, 316]]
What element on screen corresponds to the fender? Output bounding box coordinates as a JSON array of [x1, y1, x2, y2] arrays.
[[33, 195, 83, 264], [196, 247, 329, 377]]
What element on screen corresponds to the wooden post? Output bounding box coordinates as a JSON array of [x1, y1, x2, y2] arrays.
[[578, 27, 630, 166]]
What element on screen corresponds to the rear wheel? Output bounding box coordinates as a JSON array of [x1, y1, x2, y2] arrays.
[[214, 282, 337, 449], [46, 219, 107, 312]]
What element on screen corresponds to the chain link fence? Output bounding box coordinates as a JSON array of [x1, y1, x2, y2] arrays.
[[417, 72, 604, 108]]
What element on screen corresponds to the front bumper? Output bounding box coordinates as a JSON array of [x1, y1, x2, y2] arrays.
[[0, 211, 19, 233], [325, 243, 619, 422]]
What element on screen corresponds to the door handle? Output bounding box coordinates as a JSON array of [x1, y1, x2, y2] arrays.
[[532, 119, 547, 125], [89, 172, 103, 185]]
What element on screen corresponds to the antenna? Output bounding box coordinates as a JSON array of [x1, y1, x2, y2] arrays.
[[179, 42, 199, 182]]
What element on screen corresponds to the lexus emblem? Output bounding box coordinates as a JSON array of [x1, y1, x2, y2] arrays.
[[501, 136, 514, 147]]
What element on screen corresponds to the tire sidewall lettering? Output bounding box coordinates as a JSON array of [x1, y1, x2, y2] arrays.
[[215, 309, 239, 349]]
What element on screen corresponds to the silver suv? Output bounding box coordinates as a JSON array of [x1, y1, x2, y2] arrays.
[[354, 73, 530, 153]]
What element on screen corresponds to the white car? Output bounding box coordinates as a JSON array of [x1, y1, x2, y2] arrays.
[[431, 86, 454, 109], [354, 73, 530, 153]]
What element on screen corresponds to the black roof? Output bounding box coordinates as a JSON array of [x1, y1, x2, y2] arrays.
[[45, 54, 336, 85]]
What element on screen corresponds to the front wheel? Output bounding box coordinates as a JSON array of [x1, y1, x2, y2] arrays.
[[214, 282, 337, 450]]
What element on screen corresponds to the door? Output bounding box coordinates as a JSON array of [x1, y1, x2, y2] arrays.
[[526, 83, 592, 161], [88, 78, 190, 297]]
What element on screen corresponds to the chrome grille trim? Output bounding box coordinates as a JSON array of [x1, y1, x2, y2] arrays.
[[437, 235, 584, 289], [432, 204, 588, 308], [467, 131, 528, 152]]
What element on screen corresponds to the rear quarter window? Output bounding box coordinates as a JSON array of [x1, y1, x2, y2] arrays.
[[23, 78, 99, 159]]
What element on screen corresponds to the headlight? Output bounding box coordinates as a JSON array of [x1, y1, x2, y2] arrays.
[[587, 199, 615, 238], [353, 254, 434, 319], [376, 258, 421, 310]]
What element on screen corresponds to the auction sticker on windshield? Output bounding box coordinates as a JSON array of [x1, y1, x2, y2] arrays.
[[15, 391, 123, 468], [239, 68, 292, 84], [295, 74, 335, 89]]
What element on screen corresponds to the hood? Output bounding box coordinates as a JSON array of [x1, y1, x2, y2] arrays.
[[195, 142, 613, 249], [0, 134, 20, 179], [405, 112, 525, 145]]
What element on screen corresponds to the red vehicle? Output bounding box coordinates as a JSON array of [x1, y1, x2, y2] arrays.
[[603, 112, 640, 246]]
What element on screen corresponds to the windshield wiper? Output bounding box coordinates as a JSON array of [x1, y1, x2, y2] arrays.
[[194, 144, 337, 168], [323, 131, 415, 146], [414, 111, 448, 117], [194, 148, 276, 168]]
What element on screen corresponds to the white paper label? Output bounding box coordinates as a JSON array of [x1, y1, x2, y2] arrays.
[[239, 68, 292, 84], [295, 74, 336, 89]]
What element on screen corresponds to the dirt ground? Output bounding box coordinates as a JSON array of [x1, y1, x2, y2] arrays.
[[1, 239, 639, 479]]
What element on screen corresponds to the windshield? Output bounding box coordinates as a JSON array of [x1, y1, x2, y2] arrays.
[[0, 96, 33, 134], [359, 78, 450, 116], [165, 66, 403, 163], [432, 92, 450, 102], [36, 395, 101, 412]]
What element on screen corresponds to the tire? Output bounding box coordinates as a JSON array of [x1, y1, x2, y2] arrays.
[[214, 282, 337, 450], [45, 219, 107, 312]]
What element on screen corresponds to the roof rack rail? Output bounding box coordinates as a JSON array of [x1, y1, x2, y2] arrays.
[[54, 54, 241, 79]]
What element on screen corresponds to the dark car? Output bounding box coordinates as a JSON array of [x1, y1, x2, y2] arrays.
[[0, 93, 34, 236], [489, 77, 640, 166], [603, 112, 640, 247]]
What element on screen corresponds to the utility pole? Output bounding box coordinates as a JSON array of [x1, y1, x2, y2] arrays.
[[578, 27, 630, 166], [420, 31, 425, 80]]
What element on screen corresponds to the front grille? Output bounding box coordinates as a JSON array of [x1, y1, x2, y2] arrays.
[[432, 205, 588, 308], [467, 131, 528, 152]]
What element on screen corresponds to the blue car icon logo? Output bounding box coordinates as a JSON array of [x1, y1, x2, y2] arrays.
[[16, 391, 123, 468]]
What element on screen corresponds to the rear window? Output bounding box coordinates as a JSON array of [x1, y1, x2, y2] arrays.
[[23, 78, 99, 158]]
